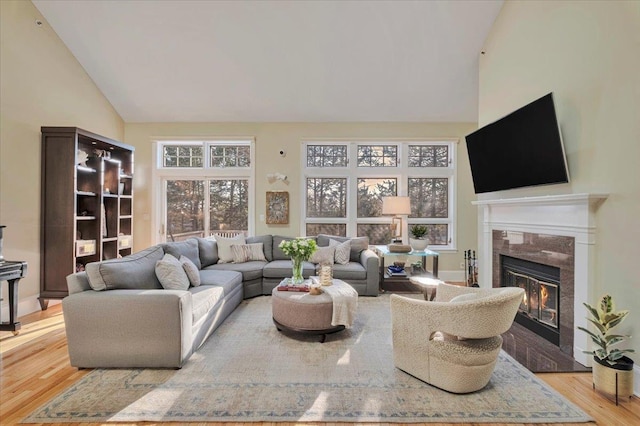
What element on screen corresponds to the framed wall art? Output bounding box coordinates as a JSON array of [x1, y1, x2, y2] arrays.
[[266, 191, 289, 224]]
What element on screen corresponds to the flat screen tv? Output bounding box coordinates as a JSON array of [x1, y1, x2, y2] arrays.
[[465, 93, 569, 194]]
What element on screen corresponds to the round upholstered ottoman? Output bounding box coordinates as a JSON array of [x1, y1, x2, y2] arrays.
[[271, 286, 344, 342]]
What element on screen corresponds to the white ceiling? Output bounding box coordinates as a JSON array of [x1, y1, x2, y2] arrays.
[[32, 0, 503, 123]]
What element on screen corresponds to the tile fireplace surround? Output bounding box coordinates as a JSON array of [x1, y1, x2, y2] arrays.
[[473, 193, 608, 367]]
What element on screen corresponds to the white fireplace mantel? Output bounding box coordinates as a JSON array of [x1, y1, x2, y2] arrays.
[[472, 193, 608, 366]]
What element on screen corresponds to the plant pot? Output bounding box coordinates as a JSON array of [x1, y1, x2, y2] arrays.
[[409, 238, 428, 251], [592, 355, 634, 400]]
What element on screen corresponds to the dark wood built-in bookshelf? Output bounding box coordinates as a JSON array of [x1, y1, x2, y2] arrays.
[[40, 127, 134, 309]]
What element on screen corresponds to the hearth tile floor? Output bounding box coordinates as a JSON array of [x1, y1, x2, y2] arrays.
[[502, 321, 590, 373]]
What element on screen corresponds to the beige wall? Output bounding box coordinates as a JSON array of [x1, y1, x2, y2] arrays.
[[0, 1, 124, 310], [125, 122, 478, 274], [479, 1, 640, 361]]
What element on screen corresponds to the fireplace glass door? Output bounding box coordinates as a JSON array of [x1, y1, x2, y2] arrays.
[[505, 271, 558, 330]]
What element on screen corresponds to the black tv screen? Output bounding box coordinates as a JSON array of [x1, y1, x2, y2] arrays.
[[465, 93, 569, 194]]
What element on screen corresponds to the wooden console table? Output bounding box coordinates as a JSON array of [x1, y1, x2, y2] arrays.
[[0, 261, 28, 335]]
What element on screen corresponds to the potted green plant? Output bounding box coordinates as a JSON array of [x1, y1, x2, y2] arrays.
[[409, 225, 429, 251], [578, 294, 635, 401]]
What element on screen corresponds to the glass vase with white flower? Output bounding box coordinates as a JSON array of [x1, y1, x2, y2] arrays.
[[279, 238, 318, 284]]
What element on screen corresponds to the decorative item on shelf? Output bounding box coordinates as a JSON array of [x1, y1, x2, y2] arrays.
[[75, 262, 85, 273], [118, 182, 125, 195], [76, 150, 89, 167], [266, 191, 289, 224], [278, 238, 317, 284], [382, 196, 411, 244], [75, 240, 96, 257], [409, 225, 429, 251], [578, 294, 635, 404], [93, 148, 111, 159], [411, 261, 424, 275], [318, 262, 333, 286], [118, 235, 131, 250]]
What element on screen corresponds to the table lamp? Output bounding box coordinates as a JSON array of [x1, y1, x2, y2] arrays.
[[382, 196, 411, 243]]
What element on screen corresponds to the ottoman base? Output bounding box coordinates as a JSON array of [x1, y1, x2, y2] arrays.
[[273, 317, 345, 343]]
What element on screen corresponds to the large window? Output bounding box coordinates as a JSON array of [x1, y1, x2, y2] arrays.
[[154, 140, 254, 242], [303, 141, 456, 249]]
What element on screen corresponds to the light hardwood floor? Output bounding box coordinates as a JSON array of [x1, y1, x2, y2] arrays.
[[1, 304, 639, 426]]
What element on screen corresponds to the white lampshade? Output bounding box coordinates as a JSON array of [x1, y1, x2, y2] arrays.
[[382, 196, 411, 215]]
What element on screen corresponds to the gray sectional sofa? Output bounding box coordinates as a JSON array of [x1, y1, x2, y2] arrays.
[[63, 234, 379, 368]]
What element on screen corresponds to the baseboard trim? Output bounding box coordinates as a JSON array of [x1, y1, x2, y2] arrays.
[[439, 270, 465, 283], [0, 295, 60, 322]]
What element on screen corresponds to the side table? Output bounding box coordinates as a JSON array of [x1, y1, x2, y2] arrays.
[[409, 276, 445, 301], [0, 260, 28, 335], [373, 245, 439, 292]]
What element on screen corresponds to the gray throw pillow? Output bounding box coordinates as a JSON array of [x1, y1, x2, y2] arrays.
[[309, 240, 337, 264], [162, 239, 201, 269], [231, 243, 267, 263], [155, 254, 190, 290], [317, 234, 369, 262], [246, 235, 273, 261], [180, 255, 201, 287], [85, 245, 164, 291], [332, 239, 351, 265], [196, 237, 219, 267]]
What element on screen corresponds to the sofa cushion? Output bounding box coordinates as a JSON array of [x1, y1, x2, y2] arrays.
[[85, 245, 164, 291], [155, 254, 190, 290], [215, 234, 246, 263], [162, 239, 201, 269], [196, 237, 218, 268], [198, 269, 243, 295], [317, 234, 369, 262], [332, 239, 351, 265], [332, 262, 367, 281], [180, 255, 201, 287], [246, 235, 273, 262], [263, 260, 316, 278], [190, 285, 225, 324], [204, 261, 266, 282], [272, 235, 294, 260], [231, 243, 267, 263]]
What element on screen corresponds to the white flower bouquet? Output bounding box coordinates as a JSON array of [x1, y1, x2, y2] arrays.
[[279, 238, 317, 261]]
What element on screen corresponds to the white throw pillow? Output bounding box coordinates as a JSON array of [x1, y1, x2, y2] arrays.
[[231, 243, 267, 263], [215, 234, 246, 263], [332, 239, 351, 265], [155, 254, 190, 290], [180, 255, 201, 287], [309, 245, 336, 264]]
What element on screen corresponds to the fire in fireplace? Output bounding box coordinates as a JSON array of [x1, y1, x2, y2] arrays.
[[501, 255, 560, 346]]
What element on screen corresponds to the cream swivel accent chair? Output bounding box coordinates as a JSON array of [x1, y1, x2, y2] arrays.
[[390, 283, 524, 393]]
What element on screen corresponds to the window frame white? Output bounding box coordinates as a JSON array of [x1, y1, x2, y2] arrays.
[[152, 138, 256, 244], [301, 139, 457, 251]]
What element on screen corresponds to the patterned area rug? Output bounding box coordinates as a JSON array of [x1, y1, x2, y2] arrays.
[[24, 294, 592, 423]]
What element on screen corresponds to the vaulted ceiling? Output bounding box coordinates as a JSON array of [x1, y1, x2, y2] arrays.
[[33, 0, 503, 123]]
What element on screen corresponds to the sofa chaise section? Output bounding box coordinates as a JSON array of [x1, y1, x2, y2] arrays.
[[63, 245, 243, 368]]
